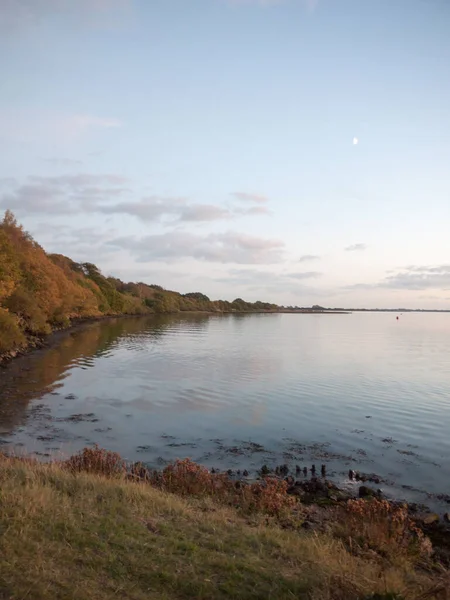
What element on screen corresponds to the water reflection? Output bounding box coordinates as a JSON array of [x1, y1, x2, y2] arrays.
[[1, 312, 450, 512], [0, 314, 209, 432]]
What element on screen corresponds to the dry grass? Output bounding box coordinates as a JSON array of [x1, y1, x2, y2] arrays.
[[0, 454, 449, 600], [334, 498, 433, 560], [64, 444, 126, 477], [147, 457, 296, 516]]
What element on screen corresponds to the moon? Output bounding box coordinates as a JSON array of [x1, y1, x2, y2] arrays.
[[353, 137, 359, 145]]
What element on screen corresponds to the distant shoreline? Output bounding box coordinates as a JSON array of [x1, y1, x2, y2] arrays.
[[4, 307, 450, 366]]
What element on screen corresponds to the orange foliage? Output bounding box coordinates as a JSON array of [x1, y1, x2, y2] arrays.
[[151, 458, 296, 516], [0, 209, 281, 356], [0, 211, 149, 353], [64, 444, 126, 477], [339, 498, 432, 559]]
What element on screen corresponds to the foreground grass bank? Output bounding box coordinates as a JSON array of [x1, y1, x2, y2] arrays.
[[0, 453, 449, 600]]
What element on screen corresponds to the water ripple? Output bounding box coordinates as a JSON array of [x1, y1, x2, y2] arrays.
[[1, 313, 450, 508]]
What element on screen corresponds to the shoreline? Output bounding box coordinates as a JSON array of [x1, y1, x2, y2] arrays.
[[0, 312, 149, 366], [2, 446, 450, 567], [1, 439, 448, 524], [2, 452, 449, 600]]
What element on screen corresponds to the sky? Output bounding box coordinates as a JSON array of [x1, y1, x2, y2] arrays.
[[1, 0, 450, 309]]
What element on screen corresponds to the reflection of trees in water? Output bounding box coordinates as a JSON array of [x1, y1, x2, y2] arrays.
[[122, 314, 210, 349], [0, 314, 210, 432]]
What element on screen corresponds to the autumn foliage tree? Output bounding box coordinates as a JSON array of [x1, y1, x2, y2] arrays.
[[0, 211, 280, 357], [0, 212, 147, 355]]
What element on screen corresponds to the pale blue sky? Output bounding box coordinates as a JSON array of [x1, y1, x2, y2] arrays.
[[1, 0, 449, 308]]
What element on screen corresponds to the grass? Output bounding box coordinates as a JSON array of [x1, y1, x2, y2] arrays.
[[0, 453, 449, 600]]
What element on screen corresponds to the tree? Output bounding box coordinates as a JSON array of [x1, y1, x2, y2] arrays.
[[0, 229, 20, 301]]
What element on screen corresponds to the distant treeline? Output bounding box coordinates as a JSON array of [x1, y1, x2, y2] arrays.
[[0, 211, 278, 355]]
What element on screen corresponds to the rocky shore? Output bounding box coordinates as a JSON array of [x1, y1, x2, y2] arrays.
[[124, 457, 450, 566]]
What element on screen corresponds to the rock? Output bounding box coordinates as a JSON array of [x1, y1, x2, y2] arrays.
[[359, 485, 376, 498], [436, 493, 450, 504], [275, 464, 289, 476], [301, 521, 313, 530], [227, 469, 233, 476], [294, 478, 329, 499], [422, 513, 440, 525], [243, 469, 249, 477], [287, 486, 305, 497], [260, 464, 271, 476], [444, 513, 450, 523]]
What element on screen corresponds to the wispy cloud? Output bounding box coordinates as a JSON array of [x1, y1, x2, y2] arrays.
[[29, 174, 128, 186], [234, 205, 272, 216], [0, 173, 130, 215], [213, 268, 324, 297], [382, 265, 450, 291], [98, 198, 232, 223], [345, 243, 367, 252], [344, 265, 450, 292], [231, 192, 269, 204], [299, 254, 320, 262], [108, 231, 285, 264], [31, 222, 122, 264], [287, 271, 322, 279], [97, 197, 270, 223], [0, 174, 271, 223]]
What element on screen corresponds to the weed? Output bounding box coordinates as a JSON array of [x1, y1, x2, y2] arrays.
[[337, 498, 433, 560], [150, 458, 296, 516], [63, 444, 125, 477]]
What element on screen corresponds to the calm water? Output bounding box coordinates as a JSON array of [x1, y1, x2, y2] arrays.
[[1, 312, 450, 508]]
